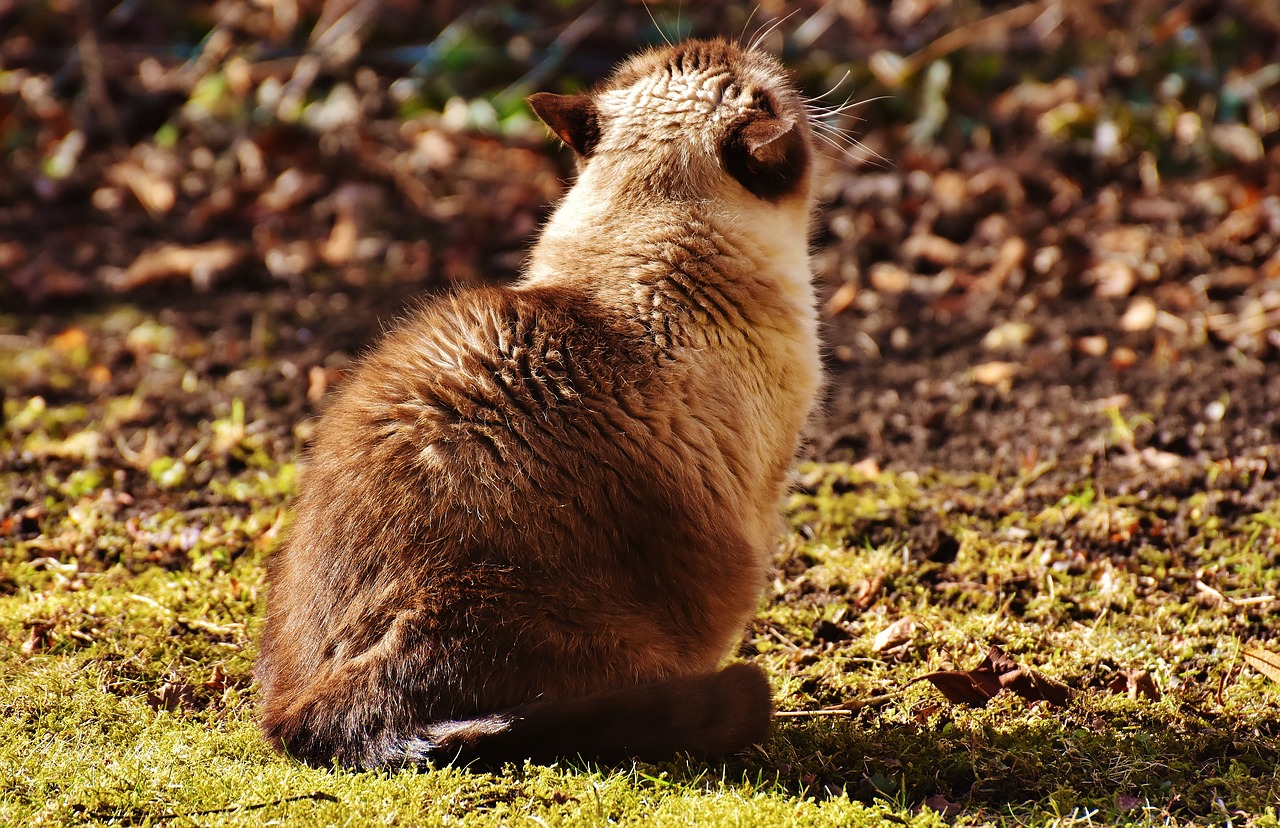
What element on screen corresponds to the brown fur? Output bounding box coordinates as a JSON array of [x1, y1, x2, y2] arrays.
[[256, 38, 822, 769]]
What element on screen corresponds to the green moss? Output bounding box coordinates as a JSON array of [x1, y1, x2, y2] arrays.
[[3, 439, 1279, 824]]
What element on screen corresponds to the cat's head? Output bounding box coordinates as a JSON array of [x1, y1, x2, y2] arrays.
[[529, 38, 812, 204]]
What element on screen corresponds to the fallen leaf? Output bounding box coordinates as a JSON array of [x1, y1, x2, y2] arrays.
[[1117, 793, 1142, 811], [912, 646, 1072, 707], [1089, 259, 1137, 298], [87, 364, 113, 386], [204, 665, 228, 692], [1243, 648, 1280, 684], [1209, 123, 1264, 164], [257, 167, 327, 213], [49, 327, 89, 354], [983, 236, 1026, 291], [1106, 669, 1161, 701], [147, 681, 197, 713], [868, 262, 912, 293], [982, 321, 1035, 350], [107, 160, 176, 215], [322, 211, 359, 264], [1120, 297, 1158, 331], [1111, 346, 1138, 370], [923, 793, 962, 817], [21, 622, 54, 655], [851, 457, 882, 480], [915, 667, 1003, 706], [823, 281, 858, 317], [113, 242, 247, 292], [852, 574, 885, 611], [873, 616, 917, 653], [1074, 335, 1108, 357], [972, 361, 1019, 388], [903, 233, 961, 267], [912, 702, 942, 725], [999, 666, 1073, 706]]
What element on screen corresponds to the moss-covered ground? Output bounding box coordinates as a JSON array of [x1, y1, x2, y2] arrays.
[[3, 334, 1278, 825], [4, 2, 1280, 824]]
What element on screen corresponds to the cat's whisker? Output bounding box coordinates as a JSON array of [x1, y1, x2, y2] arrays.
[[640, 0, 673, 47], [806, 116, 890, 169], [808, 69, 852, 105], [806, 94, 893, 120], [747, 9, 799, 53], [737, 4, 761, 47]]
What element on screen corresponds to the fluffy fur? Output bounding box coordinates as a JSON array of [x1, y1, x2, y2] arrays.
[[256, 38, 821, 769]]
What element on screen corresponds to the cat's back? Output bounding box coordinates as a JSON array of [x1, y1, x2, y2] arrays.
[[258, 37, 821, 767], [297, 285, 663, 542], [259, 281, 756, 712]]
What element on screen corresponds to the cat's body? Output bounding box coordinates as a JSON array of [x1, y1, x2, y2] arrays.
[[256, 38, 821, 769]]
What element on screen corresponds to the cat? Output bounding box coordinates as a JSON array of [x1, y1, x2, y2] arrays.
[[255, 36, 822, 769]]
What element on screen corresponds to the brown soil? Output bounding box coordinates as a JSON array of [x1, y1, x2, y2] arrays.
[[3, 2, 1279, 566]]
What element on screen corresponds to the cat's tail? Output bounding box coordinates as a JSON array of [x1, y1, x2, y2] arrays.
[[369, 662, 772, 769]]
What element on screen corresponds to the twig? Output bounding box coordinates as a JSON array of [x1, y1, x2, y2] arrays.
[[279, 0, 383, 118], [76, 0, 124, 142], [871, 1, 1049, 88], [83, 791, 339, 821], [776, 690, 901, 716], [493, 2, 608, 111]]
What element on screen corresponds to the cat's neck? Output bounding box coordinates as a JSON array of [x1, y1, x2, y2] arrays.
[[523, 165, 815, 309]]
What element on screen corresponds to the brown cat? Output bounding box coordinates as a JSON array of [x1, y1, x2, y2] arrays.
[[256, 37, 822, 769]]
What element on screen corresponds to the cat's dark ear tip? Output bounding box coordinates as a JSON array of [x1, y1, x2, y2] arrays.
[[528, 92, 601, 158], [722, 113, 810, 201]]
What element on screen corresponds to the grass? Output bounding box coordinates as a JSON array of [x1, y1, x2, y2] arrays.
[[3, 310, 1280, 827]]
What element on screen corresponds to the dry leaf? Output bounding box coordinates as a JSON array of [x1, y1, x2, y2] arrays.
[[1106, 669, 1161, 700], [903, 233, 961, 266], [923, 793, 962, 817], [323, 211, 359, 264], [1243, 647, 1280, 683], [913, 646, 1072, 707], [114, 242, 246, 292], [851, 457, 882, 480], [982, 321, 1035, 351], [984, 236, 1027, 291], [999, 666, 1072, 706], [823, 281, 858, 317], [204, 665, 228, 692], [912, 702, 942, 724], [50, 327, 89, 354], [1117, 793, 1142, 811], [868, 262, 912, 293], [1120, 296, 1158, 332], [972, 361, 1019, 388], [108, 161, 176, 215], [21, 622, 54, 655], [257, 168, 327, 213], [873, 616, 917, 653], [147, 680, 196, 712], [852, 574, 885, 611], [917, 667, 1003, 706]]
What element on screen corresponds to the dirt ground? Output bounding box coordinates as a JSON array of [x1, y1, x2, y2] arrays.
[[6, 129, 1279, 542], [3, 7, 1280, 821], [3, 3, 1278, 534]]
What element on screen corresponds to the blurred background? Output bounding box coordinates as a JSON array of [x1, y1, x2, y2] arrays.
[[2, 0, 1277, 306], [3, 8, 1279, 818], [2, 0, 1278, 479]]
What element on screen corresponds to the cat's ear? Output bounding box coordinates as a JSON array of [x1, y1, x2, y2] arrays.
[[528, 93, 601, 157], [722, 112, 810, 201]]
